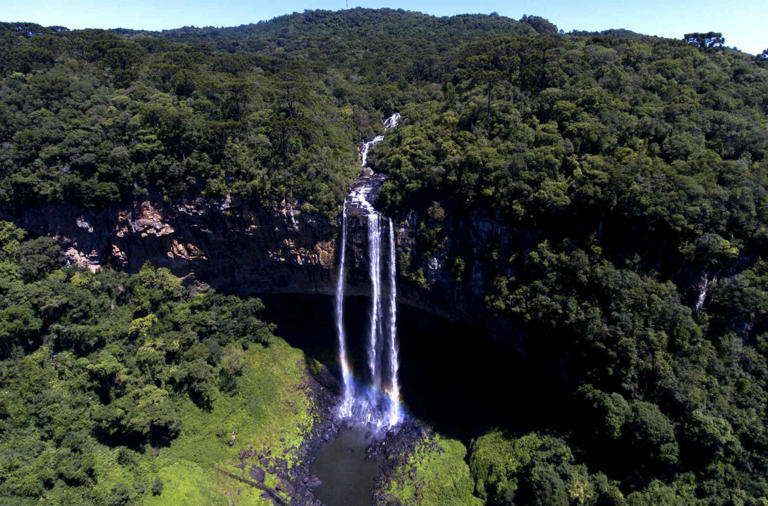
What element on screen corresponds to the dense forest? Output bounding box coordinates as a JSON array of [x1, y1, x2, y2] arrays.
[[3, 8, 768, 505], [0, 220, 317, 504]]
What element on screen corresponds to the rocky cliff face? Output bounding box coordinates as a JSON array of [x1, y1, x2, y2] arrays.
[[15, 196, 338, 295], [12, 191, 521, 335], [389, 207, 530, 340]]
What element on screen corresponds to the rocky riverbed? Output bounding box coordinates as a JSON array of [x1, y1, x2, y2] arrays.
[[227, 355, 438, 506]]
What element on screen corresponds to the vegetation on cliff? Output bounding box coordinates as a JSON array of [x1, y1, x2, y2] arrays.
[[378, 434, 480, 505]]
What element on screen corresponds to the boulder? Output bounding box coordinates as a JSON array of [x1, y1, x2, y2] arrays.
[[249, 465, 266, 483]]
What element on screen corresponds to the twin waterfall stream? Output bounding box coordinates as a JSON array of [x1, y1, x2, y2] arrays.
[[335, 113, 403, 431]]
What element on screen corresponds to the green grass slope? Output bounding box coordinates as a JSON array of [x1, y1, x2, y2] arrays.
[[145, 339, 315, 505], [378, 434, 481, 505]]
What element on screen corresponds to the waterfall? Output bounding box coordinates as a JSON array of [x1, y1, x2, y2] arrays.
[[384, 112, 401, 130], [334, 113, 404, 431], [335, 202, 353, 417], [387, 218, 401, 426], [359, 112, 400, 167], [360, 135, 384, 167], [695, 272, 708, 314], [366, 213, 382, 393]]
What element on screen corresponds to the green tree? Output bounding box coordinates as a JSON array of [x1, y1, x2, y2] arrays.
[[683, 32, 725, 49]]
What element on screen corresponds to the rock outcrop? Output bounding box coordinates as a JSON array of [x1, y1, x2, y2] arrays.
[[14, 195, 338, 296]]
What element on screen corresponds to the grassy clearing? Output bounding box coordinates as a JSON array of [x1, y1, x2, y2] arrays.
[[379, 435, 481, 505], [150, 338, 315, 504], [82, 338, 315, 505]]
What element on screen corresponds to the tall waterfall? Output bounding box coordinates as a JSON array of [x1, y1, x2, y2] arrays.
[[366, 212, 382, 393], [387, 218, 401, 426], [335, 202, 354, 417], [334, 113, 403, 430]]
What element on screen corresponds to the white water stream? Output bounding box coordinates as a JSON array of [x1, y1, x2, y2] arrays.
[[387, 218, 402, 426], [366, 212, 382, 395], [334, 113, 403, 430], [335, 202, 354, 417]]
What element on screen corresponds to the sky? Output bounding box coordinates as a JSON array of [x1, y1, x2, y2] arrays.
[[1, 0, 766, 55]]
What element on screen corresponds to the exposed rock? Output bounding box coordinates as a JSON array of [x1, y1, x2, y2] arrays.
[[12, 196, 339, 297], [249, 465, 266, 483], [8, 183, 525, 339], [132, 201, 175, 237], [75, 216, 93, 232], [277, 479, 294, 496], [64, 247, 101, 273]]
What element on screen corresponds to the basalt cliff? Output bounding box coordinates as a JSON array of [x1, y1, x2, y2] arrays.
[[9, 181, 524, 333]]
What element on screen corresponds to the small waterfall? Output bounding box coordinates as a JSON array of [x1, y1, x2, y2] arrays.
[[335, 202, 354, 417], [694, 272, 709, 314], [384, 112, 401, 130], [359, 112, 400, 167], [334, 113, 403, 431], [360, 135, 384, 167]]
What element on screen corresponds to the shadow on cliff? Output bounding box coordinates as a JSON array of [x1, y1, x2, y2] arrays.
[[257, 293, 570, 444]]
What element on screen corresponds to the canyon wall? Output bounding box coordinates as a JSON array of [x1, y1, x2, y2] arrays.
[[11, 193, 517, 333], [14, 196, 337, 295]]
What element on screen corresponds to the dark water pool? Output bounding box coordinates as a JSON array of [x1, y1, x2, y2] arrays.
[[310, 428, 379, 506], [258, 293, 568, 444]]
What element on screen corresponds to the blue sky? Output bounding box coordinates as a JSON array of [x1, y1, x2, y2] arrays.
[[2, 0, 766, 54]]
